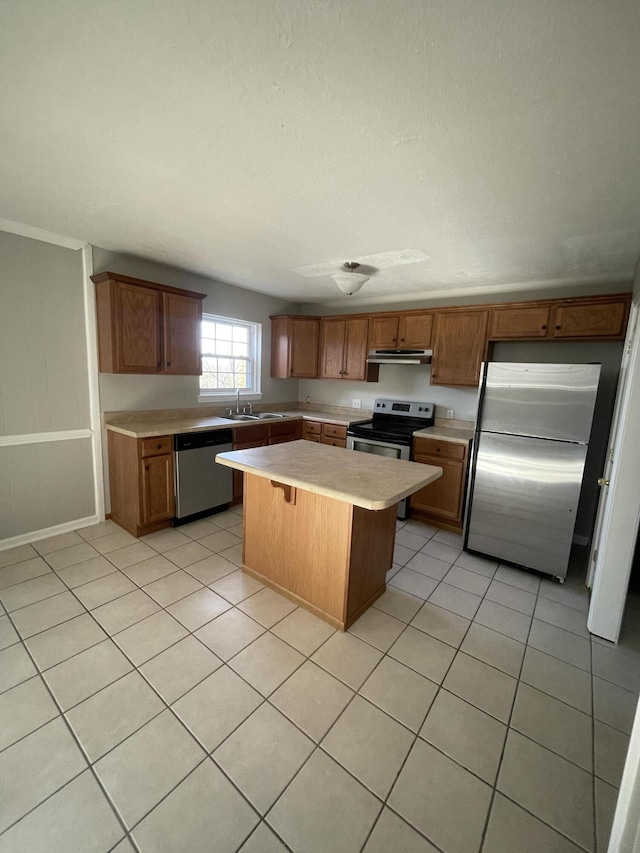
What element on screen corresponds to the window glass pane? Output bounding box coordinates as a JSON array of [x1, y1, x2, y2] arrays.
[[202, 356, 217, 373], [233, 326, 248, 343], [216, 323, 233, 341], [200, 314, 260, 394]]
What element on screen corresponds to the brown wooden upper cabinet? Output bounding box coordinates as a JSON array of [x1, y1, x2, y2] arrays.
[[320, 317, 376, 381], [368, 313, 433, 349], [93, 272, 206, 374], [270, 315, 320, 378], [550, 298, 629, 339], [431, 310, 489, 386], [488, 305, 551, 339], [488, 296, 630, 342]]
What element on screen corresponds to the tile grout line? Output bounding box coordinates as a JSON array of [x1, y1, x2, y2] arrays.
[[0, 605, 138, 851], [0, 520, 625, 852]]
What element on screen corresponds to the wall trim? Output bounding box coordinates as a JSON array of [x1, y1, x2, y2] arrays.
[[0, 429, 93, 448], [81, 244, 106, 521], [0, 218, 85, 251], [0, 515, 100, 553]]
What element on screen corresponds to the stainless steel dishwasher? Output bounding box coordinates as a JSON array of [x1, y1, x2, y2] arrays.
[[174, 429, 234, 524]]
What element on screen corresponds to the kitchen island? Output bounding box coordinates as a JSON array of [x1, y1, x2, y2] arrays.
[[216, 440, 442, 629]]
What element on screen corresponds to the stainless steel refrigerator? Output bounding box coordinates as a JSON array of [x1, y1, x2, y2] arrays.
[[464, 362, 601, 580]]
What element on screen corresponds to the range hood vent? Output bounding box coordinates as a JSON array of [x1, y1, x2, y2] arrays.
[[366, 348, 433, 365]]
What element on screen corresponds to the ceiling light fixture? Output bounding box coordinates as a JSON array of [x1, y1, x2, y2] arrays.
[[331, 262, 369, 297]]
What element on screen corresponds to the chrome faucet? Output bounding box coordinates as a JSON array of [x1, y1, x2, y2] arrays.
[[236, 388, 241, 414]]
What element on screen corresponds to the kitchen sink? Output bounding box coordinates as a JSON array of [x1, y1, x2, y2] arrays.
[[252, 412, 287, 419], [224, 412, 288, 421]]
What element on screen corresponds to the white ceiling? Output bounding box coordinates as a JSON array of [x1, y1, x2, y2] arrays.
[[1, 0, 639, 306]]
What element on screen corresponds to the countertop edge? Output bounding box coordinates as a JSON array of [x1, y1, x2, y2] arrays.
[[104, 410, 371, 439], [215, 450, 442, 511]]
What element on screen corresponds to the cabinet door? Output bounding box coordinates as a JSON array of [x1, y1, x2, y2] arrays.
[[141, 454, 174, 524], [431, 311, 488, 386], [398, 313, 433, 347], [114, 282, 162, 373], [410, 456, 464, 522], [290, 319, 319, 377], [163, 292, 202, 375], [342, 318, 369, 381], [368, 316, 399, 348], [551, 300, 629, 339], [320, 319, 346, 379], [489, 305, 550, 339]]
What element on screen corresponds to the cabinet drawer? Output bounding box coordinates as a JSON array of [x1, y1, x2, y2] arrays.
[[413, 437, 466, 461], [140, 436, 173, 457], [303, 420, 322, 436], [322, 423, 347, 440], [304, 434, 322, 443], [321, 436, 347, 448]]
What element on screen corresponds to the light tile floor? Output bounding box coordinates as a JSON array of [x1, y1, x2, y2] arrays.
[[0, 510, 639, 852]]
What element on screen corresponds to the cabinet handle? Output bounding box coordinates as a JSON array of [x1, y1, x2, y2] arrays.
[[167, 361, 171, 366], [157, 444, 162, 449], [145, 465, 149, 471], [555, 325, 561, 330], [541, 325, 547, 330], [400, 337, 405, 342], [156, 361, 161, 368]]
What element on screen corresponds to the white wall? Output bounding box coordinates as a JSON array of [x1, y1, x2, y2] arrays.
[[299, 366, 479, 421], [93, 247, 301, 413]]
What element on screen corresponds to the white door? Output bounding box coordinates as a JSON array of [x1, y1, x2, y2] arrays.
[[587, 303, 637, 589], [588, 300, 640, 641]]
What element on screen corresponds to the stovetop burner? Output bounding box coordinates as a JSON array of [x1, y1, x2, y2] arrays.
[[347, 398, 435, 444]]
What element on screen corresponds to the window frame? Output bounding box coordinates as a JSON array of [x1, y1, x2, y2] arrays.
[[198, 313, 262, 403]]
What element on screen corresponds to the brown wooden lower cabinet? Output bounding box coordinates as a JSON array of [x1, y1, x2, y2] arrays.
[[303, 420, 347, 448], [242, 472, 395, 630], [409, 437, 469, 532], [108, 431, 175, 537]]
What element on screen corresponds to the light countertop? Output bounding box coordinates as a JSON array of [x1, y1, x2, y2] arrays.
[[413, 425, 475, 444], [104, 409, 370, 439], [216, 440, 442, 510]]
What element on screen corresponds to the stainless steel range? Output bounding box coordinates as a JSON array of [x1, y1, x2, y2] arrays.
[[347, 398, 435, 519]]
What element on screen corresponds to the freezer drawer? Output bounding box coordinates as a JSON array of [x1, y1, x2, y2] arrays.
[[480, 362, 601, 442], [465, 432, 588, 578]]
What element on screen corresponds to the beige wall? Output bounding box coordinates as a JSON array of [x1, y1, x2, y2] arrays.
[[92, 247, 300, 413], [0, 231, 95, 544], [0, 232, 90, 433]]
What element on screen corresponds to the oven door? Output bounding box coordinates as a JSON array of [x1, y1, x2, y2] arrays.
[[346, 435, 411, 519]]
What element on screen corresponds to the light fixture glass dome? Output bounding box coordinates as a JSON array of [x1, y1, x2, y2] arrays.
[[331, 262, 369, 297]]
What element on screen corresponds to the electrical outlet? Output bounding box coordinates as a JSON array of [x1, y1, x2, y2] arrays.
[[446, 409, 454, 419], [352, 398, 362, 409], [305, 396, 310, 403]]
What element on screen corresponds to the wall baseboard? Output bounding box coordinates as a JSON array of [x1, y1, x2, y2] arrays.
[[0, 515, 101, 553]]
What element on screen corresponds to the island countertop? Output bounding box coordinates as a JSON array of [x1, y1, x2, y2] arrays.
[[216, 439, 442, 511]]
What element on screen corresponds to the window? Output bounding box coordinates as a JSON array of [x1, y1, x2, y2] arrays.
[[199, 314, 261, 399]]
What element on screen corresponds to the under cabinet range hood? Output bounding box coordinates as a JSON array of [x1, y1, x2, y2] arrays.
[[366, 348, 433, 365]]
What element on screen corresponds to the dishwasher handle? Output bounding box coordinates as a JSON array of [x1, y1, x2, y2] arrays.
[[174, 429, 234, 452]]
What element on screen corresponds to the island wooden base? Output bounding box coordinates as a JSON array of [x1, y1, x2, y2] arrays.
[[241, 472, 397, 630]]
